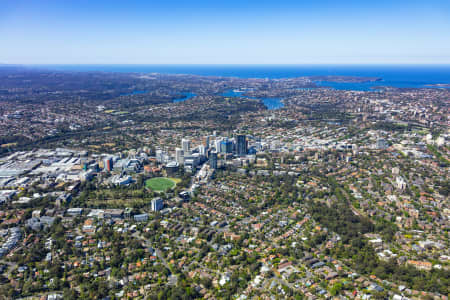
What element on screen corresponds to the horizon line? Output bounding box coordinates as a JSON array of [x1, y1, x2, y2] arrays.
[[2, 63, 450, 67]]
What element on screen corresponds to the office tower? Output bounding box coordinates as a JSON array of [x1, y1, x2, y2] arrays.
[[209, 151, 218, 169], [376, 138, 388, 149], [219, 141, 226, 153], [175, 148, 184, 164], [182, 138, 191, 154], [104, 157, 113, 172], [199, 145, 206, 156], [165, 161, 179, 176], [220, 138, 233, 154], [156, 150, 164, 163], [226, 140, 233, 153], [151, 197, 164, 211], [214, 139, 221, 152], [236, 134, 247, 156], [203, 136, 210, 149]]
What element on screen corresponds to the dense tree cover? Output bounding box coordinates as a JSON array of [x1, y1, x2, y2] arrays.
[[308, 195, 449, 295], [308, 200, 373, 243], [299, 172, 449, 295], [267, 119, 297, 129], [335, 239, 449, 294], [373, 121, 408, 132], [427, 144, 449, 166], [0, 135, 32, 155], [437, 180, 449, 196], [148, 284, 200, 300]]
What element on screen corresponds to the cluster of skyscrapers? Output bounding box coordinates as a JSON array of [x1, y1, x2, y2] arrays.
[[168, 134, 248, 172]]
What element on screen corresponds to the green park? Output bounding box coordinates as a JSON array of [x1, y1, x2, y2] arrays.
[[145, 177, 179, 192]]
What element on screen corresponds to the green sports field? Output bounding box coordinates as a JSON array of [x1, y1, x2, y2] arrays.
[[145, 177, 176, 192]]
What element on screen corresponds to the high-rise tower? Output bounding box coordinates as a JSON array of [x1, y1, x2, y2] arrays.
[[236, 134, 247, 156]]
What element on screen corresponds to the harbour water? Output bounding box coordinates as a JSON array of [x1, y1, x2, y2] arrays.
[[33, 64, 450, 90], [121, 91, 197, 103], [23, 64, 450, 109], [221, 89, 283, 110], [173, 92, 197, 103]]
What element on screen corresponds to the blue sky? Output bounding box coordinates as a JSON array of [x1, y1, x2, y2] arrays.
[[1, 0, 449, 64]]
